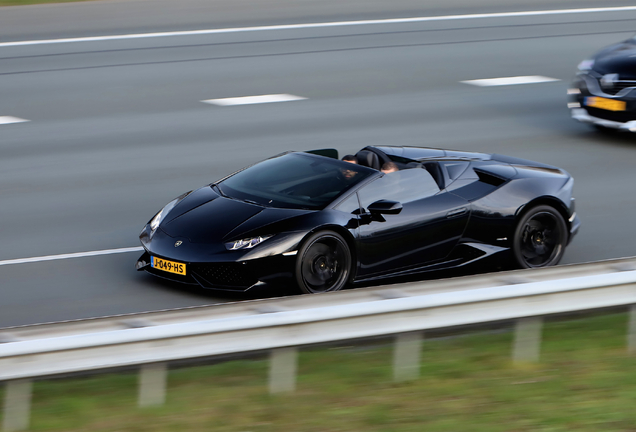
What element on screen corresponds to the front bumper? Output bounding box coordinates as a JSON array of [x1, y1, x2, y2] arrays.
[[570, 108, 636, 132], [136, 251, 296, 292], [568, 72, 636, 131], [137, 225, 305, 291]]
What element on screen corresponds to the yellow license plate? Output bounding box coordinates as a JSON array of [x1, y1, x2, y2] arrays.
[[151, 256, 186, 276], [585, 96, 626, 111]]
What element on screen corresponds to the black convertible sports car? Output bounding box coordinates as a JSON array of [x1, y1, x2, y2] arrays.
[[569, 35, 636, 132], [137, 146, 580, 294]]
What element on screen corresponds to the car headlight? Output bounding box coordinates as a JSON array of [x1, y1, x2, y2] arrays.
[[148, 192, 191, 238], [225, 235, 274, 251], [577, 59, 595, 71]]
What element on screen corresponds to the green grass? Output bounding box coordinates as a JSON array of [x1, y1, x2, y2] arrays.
[[2, 312, 636, 431]]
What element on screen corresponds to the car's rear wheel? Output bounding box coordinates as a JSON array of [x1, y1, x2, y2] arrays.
[[295, 231, 351, 294], [512, 205, 567, 269]]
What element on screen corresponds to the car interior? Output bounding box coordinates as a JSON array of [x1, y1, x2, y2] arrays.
[[354, 148, 447, 189]]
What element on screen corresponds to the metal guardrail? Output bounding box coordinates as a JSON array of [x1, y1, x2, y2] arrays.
[[2, 257, 636, 431]]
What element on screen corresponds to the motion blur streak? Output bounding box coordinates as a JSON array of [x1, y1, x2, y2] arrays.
[[1, 6, 636, 48], [0, 116, 29, 125], [462, 76, 560, 86], [0, 247, 144, 267], [202, 94, 307, 106]]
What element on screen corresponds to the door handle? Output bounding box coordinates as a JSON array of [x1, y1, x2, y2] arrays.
[[446, 207, 468, 218]]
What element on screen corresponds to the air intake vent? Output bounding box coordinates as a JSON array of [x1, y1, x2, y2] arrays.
[[474, 168, 507, 187]]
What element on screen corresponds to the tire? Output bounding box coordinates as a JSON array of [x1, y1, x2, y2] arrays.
[[295, 231, 352, 294], [512, 205, 568, 269]]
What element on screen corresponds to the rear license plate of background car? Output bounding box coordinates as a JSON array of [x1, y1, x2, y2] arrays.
[[151, 256, 186, 275], [584, 96, 626, 111]]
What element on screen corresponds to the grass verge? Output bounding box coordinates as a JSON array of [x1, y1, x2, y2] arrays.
[[1, 312, 636, 431]]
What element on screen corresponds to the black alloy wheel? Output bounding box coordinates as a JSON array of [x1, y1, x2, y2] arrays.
[[295, 231, 351, 294], [513, 205, 568, 268]]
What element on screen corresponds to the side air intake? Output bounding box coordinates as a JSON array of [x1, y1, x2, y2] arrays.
[[474, 168, 507, 187]]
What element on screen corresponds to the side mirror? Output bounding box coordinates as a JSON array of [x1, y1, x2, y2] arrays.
[[367, 200, 403, 215]]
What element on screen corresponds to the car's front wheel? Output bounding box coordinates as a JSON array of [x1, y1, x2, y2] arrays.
[[295, 231, 351, 294], [512, 205, 567, 269]]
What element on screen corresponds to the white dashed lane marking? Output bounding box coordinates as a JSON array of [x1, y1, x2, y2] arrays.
[[0, 116, 29, 125], [202, 94, 307, 106], [0, 247, 144, 266], [462, 76, 560, 86]]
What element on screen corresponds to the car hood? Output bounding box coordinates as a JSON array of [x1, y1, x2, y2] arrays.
[[592, 40, 636, 78], [161, 192, 312, 244]]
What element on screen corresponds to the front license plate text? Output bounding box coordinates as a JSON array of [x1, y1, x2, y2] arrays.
[[151, 256, 186, 276], [585, 96, 626, 111]]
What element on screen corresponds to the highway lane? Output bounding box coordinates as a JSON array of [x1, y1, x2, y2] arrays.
[[1, 7, 636, 327], [2, 0, 636, 42]]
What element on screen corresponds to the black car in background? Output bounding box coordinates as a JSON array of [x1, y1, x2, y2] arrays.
[[569, 35, 636, 132], [137, 146, 580, 294]]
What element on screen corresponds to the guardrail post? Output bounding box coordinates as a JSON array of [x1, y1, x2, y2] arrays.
[[2, 379, 32, 432], [512, 317, 543, 363], [627, 305, 636, 354], [269, 347, 297, 393], [393, 332, 423, 381], [138, 363, 167, 407]]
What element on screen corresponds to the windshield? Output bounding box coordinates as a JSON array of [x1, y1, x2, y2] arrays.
[[217, 153, 376, 210]]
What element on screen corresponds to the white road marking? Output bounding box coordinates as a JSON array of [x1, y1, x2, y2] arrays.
[[1, 6, 636, 48], [0, 247, 144, 267], [202, 94, 306, 106], [462, 76, 560, 86], [0, 116, 29, 125]]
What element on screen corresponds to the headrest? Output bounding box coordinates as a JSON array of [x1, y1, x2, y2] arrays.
[[355, 150, 381, 170]]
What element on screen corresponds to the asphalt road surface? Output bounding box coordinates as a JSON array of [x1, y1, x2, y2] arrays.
[[1, 1, 635, 327]]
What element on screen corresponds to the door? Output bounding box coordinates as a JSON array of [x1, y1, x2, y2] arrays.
[[355, 167, 470, 277]]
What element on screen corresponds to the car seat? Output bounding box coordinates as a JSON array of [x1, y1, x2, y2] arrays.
[[355, 150, 381, 170]]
